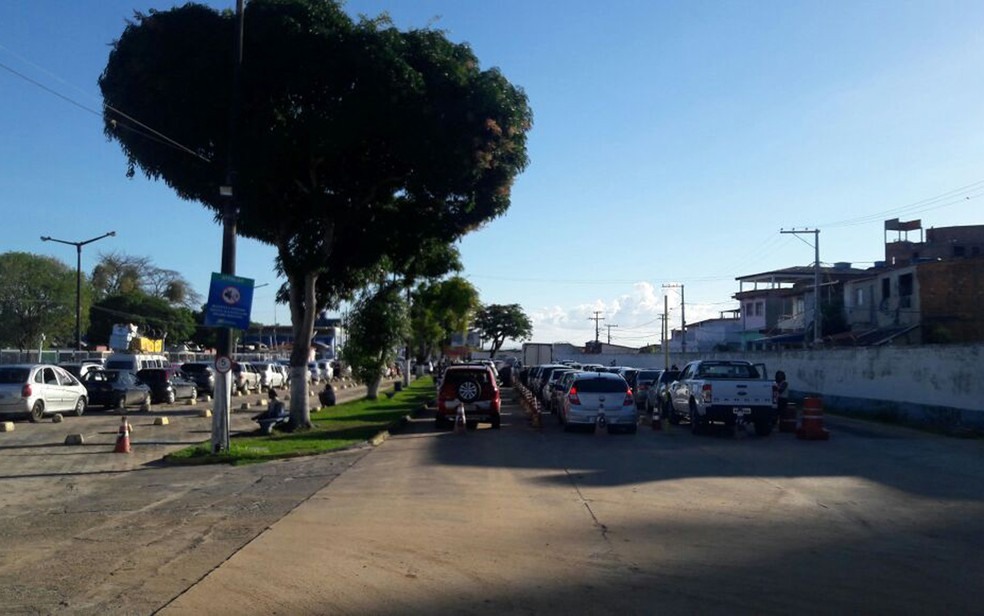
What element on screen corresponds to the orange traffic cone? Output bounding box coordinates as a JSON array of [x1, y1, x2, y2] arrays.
[[114, 416, 132, 453], [454, 404, 467, 434]]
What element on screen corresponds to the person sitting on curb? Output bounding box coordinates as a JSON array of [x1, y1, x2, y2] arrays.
[[319, 382, 336, 407], [254, 388, 287, 421]]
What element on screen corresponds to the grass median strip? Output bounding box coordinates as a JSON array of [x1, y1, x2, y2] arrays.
[[165, 377, 434, 466]]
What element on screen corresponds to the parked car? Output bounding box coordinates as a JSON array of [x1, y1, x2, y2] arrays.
[[59, 362, 104, 381], [255, 362, 286, 390], [307, 361, 323, 384], [82, 369, 151, 410], [549, 369, 580, 414], [544, 369, 578, 412], [316, 360, 334, 381], [181, 362, 216, 395], [271, 363, 290, 388], [232, 361, 261, 394], [136, 368, 198, 405], [435, 364, 501, 430], [632, 369, 663, 409], [645, 369, 681, 418], [0, 363, 88, 422], [559, 371, 637, 433]]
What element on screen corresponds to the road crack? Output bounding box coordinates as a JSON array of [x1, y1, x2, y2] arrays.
[[564, 469, 610, 542]]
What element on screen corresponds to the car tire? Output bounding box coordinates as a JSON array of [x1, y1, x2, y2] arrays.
[[29, 400, 44, 423], [166, 389, 176, 405], [457, 379, 481, 403], [190, 388, 198, 404], [73, 397, 86, 417], [491, 416, 501, 430], [116, 393, 128, 410], [142, 392, 151, 408]]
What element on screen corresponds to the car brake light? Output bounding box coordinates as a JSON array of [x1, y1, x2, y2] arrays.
[[623, 389, 634, 406], [701, 383, 712, 403], [568, 386, 581, 405], [21, 384, 31, 398]]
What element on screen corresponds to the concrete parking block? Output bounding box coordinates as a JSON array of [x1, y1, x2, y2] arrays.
[[200, 409, 212, 418], [0, 421, 14, 432], [154, 417, 170, 426], [52, 413, 64, 423], [240, 403, 251, 411], [64, 434, 84, 445]]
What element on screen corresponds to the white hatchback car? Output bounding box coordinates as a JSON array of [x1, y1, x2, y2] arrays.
[[559, 371, 638, 433], [0, 364, 88, 422]]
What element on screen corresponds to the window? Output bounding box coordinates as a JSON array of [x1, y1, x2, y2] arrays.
[[899, 273, 913, 297], [881, 278, 891, 300], [755, 301, 764, 316]]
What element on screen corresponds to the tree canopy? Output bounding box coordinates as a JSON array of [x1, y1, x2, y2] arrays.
[[92, 251, 201, 308], [473, 303, 533, 358], [100, 0, 532, 429], [0, 252, 79, 349], [88, 292, 197, 348]]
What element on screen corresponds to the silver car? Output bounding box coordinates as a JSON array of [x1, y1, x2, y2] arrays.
[[0, 364, 88, 422], [559, 371, 638, 433]]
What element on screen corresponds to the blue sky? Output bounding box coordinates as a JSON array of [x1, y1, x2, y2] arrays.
[[2, 1, 983, 347]]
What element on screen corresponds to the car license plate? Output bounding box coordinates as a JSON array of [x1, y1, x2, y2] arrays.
[[733, 407, 751, 416]]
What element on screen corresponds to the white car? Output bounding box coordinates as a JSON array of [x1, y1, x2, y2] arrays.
[[559, 371, 638, 434], [0, 364, 88, 422]]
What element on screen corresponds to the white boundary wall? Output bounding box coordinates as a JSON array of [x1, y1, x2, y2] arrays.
[[544, 344, 984, 431]]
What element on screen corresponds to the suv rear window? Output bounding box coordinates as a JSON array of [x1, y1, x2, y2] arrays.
[[573, 377, 627, 393], [442, 369, 491, 387]]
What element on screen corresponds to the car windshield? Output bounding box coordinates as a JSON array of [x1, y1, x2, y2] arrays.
[[0, 367, 30, 384]]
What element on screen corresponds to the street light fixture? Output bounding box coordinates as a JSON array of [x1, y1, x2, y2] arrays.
[[40, 231, 116, 353]]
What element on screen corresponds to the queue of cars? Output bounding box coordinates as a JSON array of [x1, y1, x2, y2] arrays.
[[519, 359, 774, 436]]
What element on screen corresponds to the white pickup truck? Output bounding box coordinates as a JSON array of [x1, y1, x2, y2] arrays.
[[667, 360, 776, 436]]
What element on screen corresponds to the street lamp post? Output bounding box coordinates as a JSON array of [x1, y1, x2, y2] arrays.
[[40, 231, 116, 353]]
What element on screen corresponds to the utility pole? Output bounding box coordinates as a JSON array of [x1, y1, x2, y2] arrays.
[[605, 323, 618, 344], [662, 294, 669, 369], [212, 0, 245, 454], [781, 228, 821, 345], [588, 311, 605, 344], [662, 283, 685, 355]]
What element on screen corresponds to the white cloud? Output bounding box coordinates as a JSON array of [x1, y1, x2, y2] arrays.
[[526, 282, 737, 348]]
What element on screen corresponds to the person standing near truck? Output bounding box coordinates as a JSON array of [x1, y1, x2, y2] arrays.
[[774, 370, 789, 419]]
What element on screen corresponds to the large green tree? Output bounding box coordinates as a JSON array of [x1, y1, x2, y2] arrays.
[[473, 303, 533, 358], [100, 0, 532, 430], [0, 252, 80, 349]]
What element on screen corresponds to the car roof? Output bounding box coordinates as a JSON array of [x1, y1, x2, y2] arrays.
[[573, 371, 625, 381]]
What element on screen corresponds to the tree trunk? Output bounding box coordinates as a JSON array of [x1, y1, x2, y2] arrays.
[[285, 271, 319, 431], [366, 375, 382, 400]]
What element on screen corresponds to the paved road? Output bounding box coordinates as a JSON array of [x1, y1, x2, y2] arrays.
[[163, 395, 984, 616], [0, 382, 372, 616], [2, 388, 982, 615]]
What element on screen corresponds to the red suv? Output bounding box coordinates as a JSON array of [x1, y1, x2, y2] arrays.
[[436, 365, 501, 429]]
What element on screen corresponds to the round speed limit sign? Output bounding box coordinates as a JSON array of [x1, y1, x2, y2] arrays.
[[215, 356, 232, 374]]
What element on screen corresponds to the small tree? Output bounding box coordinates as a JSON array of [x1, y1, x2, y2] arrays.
[[411, 277, 479, 361], [473, 303, 532, 358], [343, 284, 407, 399]]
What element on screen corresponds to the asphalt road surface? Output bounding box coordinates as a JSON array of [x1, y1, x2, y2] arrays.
[[2, 388, 982, 615]]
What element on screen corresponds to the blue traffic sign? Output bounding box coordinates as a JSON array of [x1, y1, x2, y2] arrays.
[[204, 273, 255, 330]]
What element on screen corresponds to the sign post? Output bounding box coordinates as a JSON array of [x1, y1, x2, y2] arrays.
[[204, 273, 254, 452]]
